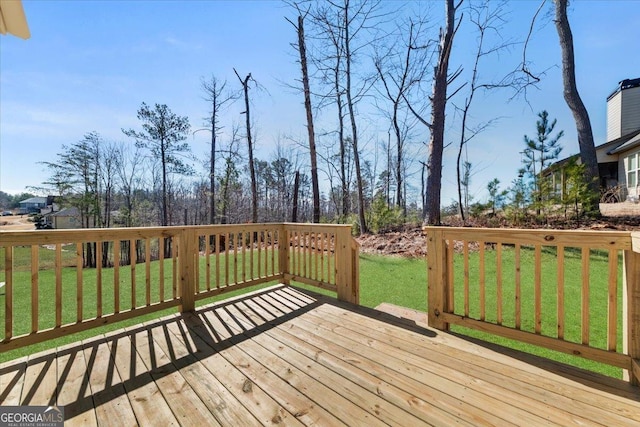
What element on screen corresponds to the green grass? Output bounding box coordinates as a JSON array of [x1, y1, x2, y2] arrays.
[[354, 250, 623, 379], [0, 246, 281, 363], [0, 246, 625, 379]]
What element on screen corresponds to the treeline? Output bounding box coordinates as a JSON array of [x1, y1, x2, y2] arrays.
[[34, 128, 421, 234]]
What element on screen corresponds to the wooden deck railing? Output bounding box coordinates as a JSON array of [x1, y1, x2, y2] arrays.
[[425, 226, 640, 385], [0, 223, 358, 352]]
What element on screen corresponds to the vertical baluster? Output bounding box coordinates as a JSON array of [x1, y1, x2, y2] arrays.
[[534, 245, 542, 334], [463, 240, 469, 317], [76, 243, 83, 321], [303, 231, 307, 277], [172, 237, 178, 300], [479, 241, 486, 321], [234, 232, 239, 285], [608, 249, 618, 351], [250, 230, 254, 280], [264, 229, 269, 276], [557, 245, 565, 339], [159, 237, 165, 302], [97, 241, 103, 316], [496, 243, 503, 325], [145, 238, 151, 306], [225, 232, 230, 286], [257, 230, 262, 278], [447, 239, 454, 313], [130, 239, 136, 308], [320, 232, 325, 282], [291, 231, 297, 276], [5, 246, 13, 340], [271, 230, 275, 276], [205, 234, 211, 292], [314, 232, 319, 281], [215, 233, 220, 288], [329, 233, 334, 284], [515, 243, 521, 329], [55, 244, 62, 327], [30, 246, 38, 333], [242, 230, 247, 283], [114, 240, 120, 313], [581, 247, 590, 345], [194, 236, 200, 294]]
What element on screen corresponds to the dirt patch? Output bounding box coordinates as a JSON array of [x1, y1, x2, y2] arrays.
[[0, 215, 34, 231], [357, 226, 427, 258], [356, 215, 640, 258]]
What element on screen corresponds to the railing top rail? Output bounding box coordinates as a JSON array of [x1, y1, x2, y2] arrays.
[[423, 226, 632, 250], [282, 223, 354, 230], [0, 226, 184, 246], [0, 223, 351, 247]]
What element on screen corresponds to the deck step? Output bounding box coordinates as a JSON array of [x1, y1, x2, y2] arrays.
[[375, 302, 428, 326]]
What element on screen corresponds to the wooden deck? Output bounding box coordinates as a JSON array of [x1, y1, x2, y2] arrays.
[[1, 285, 640, 426]]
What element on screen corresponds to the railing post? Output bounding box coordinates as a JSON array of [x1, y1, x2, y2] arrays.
[[336, 226, 358, 305], [426, 227, 448, 331], [624, 231, 640, 385], [179, 228, 196, 313], [279, 225, 290, 285]]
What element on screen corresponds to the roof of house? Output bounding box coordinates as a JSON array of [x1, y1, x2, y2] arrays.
[[607, 77, 640, 101], [548, 129, 640, 171], [50, 207, 80, 217], [19, 196, 47, 205], [607, 129, 640, 155]]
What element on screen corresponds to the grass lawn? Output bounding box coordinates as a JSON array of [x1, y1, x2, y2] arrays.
[[356, 250, 623, 379], [0, 246, 625, 378]]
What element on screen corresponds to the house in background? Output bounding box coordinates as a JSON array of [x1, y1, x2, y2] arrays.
[[18, 196, 47, 214], [18, 196, 58, 215], [48, 207, 88, 229], [547, 78, 640, 202]]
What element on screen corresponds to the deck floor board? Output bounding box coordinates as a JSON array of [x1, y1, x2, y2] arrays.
[[2, 284, 640, 426]]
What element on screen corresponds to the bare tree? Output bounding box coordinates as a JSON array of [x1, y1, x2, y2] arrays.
[[200, 75, 237, 224], [286, 5, 321, 223], [314, 0, 384, 233], [404, 0, 462, 224], [343, 0, 368, 233], [553, 0, 600, 216], [219, 125, 243, 224], [374, 18, 429, 218], [454, 0, 513, 222], [313, 2, 350, 218], [234, 69, 259, 223], [424, 0, 462, 224]]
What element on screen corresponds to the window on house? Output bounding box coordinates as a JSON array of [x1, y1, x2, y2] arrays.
[[627, 153, 639, 187]]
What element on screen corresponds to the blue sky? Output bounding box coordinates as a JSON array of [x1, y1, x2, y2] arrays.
[[1, 0, 639, 207]]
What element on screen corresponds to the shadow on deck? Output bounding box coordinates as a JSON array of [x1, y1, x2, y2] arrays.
[[1, 285, 640, 426]]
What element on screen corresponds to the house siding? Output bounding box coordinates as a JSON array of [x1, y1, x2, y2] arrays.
[[608, 91, 622, 140], [621, 86, 640, 137]]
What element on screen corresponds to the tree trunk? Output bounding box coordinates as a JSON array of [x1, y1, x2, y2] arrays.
[[292, 170, 300, 222], [235, 70, 259, 223], [296, 15, 321, 223], [337, 74, 348, 219], [393, 107, 404, 216], [456, 144, 465, 222], [344, 0, 368, 234], [425, 0, 457, 225], [554, 0, 600, 216], [210, 96, 217, 225], [161, 138, 168, 227]]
